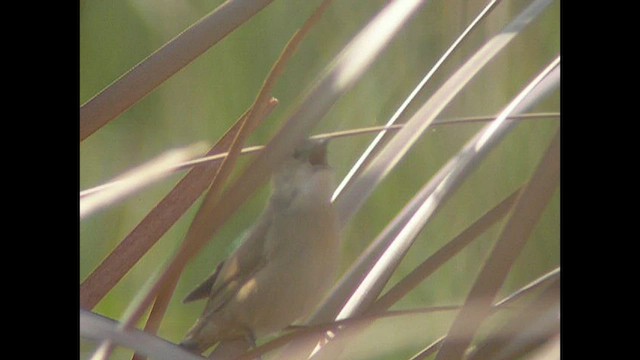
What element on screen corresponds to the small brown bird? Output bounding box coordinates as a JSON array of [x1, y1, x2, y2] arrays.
[[180, 139, 341, 356]]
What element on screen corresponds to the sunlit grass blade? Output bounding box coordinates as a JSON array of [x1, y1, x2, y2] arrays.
[[80, 0, 276, 141], [310, 187, 520, 327], [312, 49, 558, 329], [368, 189, 523, 314], [80, 310, 203, 360], [307, 53, 559, 360], [332, 0, 502, 203], [206, 0, 429, 232], [333, 0, 556, 228], [434, 128, 560, 360], [409, 336, 446, 360], [493, 267, 559, 308], [335, 53, 559, 322], [301, 189, 519, 360], [80, 142, 208, 219]]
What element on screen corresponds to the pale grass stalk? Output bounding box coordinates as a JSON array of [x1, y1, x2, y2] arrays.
[[80, 142, 208, 219]]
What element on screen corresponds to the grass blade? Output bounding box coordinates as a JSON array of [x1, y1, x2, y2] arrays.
[[408, 270, 559, 360], [520, 336, 560, 360], [312, 54, 558, 328], [80, 310, 203, 360], [80, 102, 276, 310], [334, 0, 556, 228], [79, 112, 559, 202], [466, 278, 559, 360], [239, 268, 559, 360], [111, 0, 337, 341], [435, 128, 560, 360], [307, 52, 559, 360], [212, 0, 430, 224], [368, 189, 523, 314], [336, 53, 559, 322], [302, 189, 518, 360], [332, 0, 502, 202], [85, 100, 275, 359], [80, 0, 275, 141], [493, 267, 560, 308], [309, 187, 520, 325], [80, 143, 208, 219]]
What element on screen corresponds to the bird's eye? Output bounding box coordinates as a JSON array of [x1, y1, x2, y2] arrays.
[[293, 149, 307, 161]]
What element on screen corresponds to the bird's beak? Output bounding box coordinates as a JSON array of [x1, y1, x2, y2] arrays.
[[308, 139, 329, 166]]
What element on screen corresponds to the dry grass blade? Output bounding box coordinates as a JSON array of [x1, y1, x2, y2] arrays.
[[313, 8, 552, 317], [244, 268, 558, 360], [333, 32, 559, 323], [80, 1, 558, 359], [434, 129, 560, 360], [312, 55, 558, 328], [236, 308, 455, 360], [318, 186, 519, 323], [521, 335, 560, 360], [130, 274, 181, 360], [175, 0, 336, 258], [302, 189, 518, 359], [80, 143, 208, 219], [334, 185, 519, 321], [368, 188, 523, 314], [432, 112, 559, 127], [408, 270, 559, 360], [308, 54, 559, 360], [86, 100, 276, 359], [210, 0, 429, 229], [80, 112, 559, 202], [466, 278, 559, 360], [130, 93, 279, 358], [332, 0, 502, 202], [80, 0, 275, 141], [80, 310, 203, 360], [334, 0, 555, 227], [80, 102, 276, 310]]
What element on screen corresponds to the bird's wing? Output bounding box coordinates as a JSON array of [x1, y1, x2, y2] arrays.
[[182, 261, 224, 303], [183, 207, 273, 309]]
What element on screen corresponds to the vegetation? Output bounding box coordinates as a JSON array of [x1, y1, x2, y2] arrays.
[[80, 0, 560, 359]]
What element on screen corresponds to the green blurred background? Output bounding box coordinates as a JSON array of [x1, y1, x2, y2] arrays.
[[80, 0, 559, 358]]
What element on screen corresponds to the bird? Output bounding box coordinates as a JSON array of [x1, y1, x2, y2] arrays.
[[180, 138, 341, 356]]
